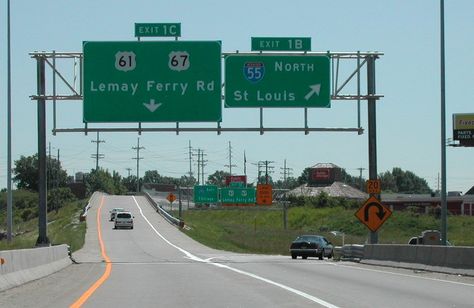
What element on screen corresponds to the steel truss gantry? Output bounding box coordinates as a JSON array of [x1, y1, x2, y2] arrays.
[[30, 51, 383, 135]]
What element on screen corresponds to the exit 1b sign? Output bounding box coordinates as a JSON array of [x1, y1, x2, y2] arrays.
[[251, 37, 311, 51]]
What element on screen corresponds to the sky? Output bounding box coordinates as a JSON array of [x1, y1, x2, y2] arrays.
[[1, 0, 473, 193]]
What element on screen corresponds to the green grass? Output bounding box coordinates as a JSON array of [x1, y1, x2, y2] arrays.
[[180, 206, 474, 256], [0, 200, 86, 252]]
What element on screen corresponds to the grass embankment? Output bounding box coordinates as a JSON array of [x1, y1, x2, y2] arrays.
[[180, 206, 474, 256], [0, 199, 86, 252]]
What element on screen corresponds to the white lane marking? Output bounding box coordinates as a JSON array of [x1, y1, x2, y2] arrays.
[[132, 196, 339, 308], [335, 263, 474, 287]]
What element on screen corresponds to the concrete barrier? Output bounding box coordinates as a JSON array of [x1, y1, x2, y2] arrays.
[[0, 244, 71, 292], [363, 244, 474, 269]]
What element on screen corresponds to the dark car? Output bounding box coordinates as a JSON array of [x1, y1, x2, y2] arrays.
[[289, 235, 334, 260]]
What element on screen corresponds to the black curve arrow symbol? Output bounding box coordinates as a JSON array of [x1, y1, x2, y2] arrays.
[[364, 202, 386, 221]]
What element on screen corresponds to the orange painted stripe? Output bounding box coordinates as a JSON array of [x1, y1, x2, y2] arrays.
[[70, 196, 112, 308]]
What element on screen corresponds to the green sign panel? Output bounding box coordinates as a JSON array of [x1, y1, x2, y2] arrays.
[[135, 23, 181, 37], [83, 41, 221, 122], [225, 55, 330, 108], [251, 37, 311, 51], [220, 188, 256, 204], [194, 185, 218, 203]]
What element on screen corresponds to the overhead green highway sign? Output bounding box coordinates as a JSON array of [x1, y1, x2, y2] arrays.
[[83, 41, 221, 122], [225, 55, 330, 108], [194, 185, 218, 203], [135, 23, 181, 37], [251, 37, 311, 51], [220, 188, 256, 204]]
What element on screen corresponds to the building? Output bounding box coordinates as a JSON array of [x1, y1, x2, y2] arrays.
[[288, 163, 367, 200]]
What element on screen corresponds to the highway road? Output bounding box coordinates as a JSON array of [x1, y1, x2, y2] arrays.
[[1, 194, 474, 307]]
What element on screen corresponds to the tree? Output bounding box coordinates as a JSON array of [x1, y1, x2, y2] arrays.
[[13, 154, 68, 191], [85, 168, 123, 195], [142, 170, 161, 183], [297, 167, 311, 185], [378, 167, 432, 194], [207, 170, 230, 187], [122, 175, 138, 193], [48, 187, 76, 213]]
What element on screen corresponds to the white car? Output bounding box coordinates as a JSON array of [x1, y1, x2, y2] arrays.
[[114, 212, 134, 229], [109, 208, 124, 221]]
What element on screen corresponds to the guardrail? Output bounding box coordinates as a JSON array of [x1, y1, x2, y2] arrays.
[[143, 192, 184, 228]]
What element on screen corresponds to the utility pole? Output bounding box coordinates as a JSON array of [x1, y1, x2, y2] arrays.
[[91, 132, 105, 170], [56, 148, 60, 189], [225, 141, 237, 175], [48, 142, 51, 191], [132, 138, 145, 192], [259, 160, 275, 184], [280, 159, 293, 186], [201, 150, 207, 185], [126, 168, 132, 177], [193, 149, 201, 185], [243, 151, 247, 177], [188, 140, 193, 180], [357, 167, 366, 191]]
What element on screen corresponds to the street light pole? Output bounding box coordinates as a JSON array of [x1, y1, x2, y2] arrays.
[[6, 0, 13, 242], [440, 0, 448, 246]]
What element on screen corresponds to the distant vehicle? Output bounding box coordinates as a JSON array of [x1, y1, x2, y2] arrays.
[[114, 212, 134, 229], [408, 230, 452, 246], [289, 235, 333, 260], [109, 208, 125, 221]]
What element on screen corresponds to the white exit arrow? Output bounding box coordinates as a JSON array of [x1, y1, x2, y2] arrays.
[[304, 84, 321, 100], [143, 99, 162, 112]]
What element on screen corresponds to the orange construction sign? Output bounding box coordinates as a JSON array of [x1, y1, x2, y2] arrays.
[[256, 184, 272, 205], [355, 196, 392, 232], [166, 193, 177, 203]]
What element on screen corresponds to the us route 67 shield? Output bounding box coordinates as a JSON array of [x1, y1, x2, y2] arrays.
[[243, 62, 265, 83]]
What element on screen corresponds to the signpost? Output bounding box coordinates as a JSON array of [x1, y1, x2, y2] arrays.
[[135, 23, 181, 37], [83, 41, 221, 122], [193, 185, 218, 203], [251, 37, 311, 51], [220, 187, 256, 204], [225, 55, 330, 108], [355, 196, 392, 232]]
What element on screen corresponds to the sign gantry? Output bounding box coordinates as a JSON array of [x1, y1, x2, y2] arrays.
[[30, 50, 382, 135]]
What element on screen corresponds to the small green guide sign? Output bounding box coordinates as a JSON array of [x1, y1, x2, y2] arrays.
[[135, 23, 181, 37], [83, 41, 221, 122], [252, 37, 311, 51], [225, 55, 330, 108], [194, 185, 218, 203], [220, 188, 256, 204]]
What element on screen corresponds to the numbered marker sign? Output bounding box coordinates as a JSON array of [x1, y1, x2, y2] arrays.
[[243, 62, 265, 83], [115, 51, 136, 72], [168, 51, 190, 71]]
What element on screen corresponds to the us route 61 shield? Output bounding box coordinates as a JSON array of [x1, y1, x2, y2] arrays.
[[243, 62, 265, 83]]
